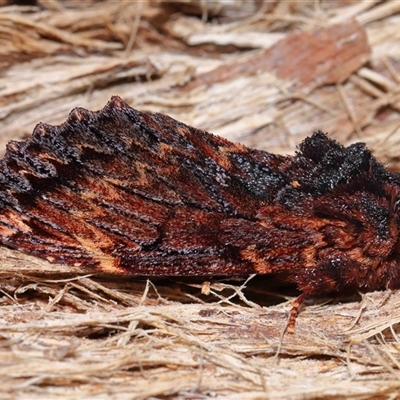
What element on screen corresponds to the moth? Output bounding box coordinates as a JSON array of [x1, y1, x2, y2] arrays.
[[1, 96, 399, 329]]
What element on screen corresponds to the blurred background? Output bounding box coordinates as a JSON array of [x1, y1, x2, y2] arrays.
[[1, 1, 400, 166]]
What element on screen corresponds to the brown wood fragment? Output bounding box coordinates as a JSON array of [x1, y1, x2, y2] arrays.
[[184, 21, 370, 92]]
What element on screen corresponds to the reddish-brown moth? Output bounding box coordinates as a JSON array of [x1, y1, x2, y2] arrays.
[[1, 96, 400, 329]]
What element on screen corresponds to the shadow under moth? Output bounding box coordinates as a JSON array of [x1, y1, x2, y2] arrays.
[[1, 96, 399, 330]]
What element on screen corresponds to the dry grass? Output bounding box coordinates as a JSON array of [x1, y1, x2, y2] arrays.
[[2, 1, 400, 399]]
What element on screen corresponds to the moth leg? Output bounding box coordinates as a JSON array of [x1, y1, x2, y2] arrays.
[[286, 293, 307, 333]]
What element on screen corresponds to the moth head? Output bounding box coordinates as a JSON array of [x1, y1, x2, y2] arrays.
[[388, 185, 400, 252], [314, 179, 400, 260]]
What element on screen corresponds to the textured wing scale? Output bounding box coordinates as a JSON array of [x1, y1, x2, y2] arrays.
[[1, 96, 400, 302], [0, 97, 292, 274]]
